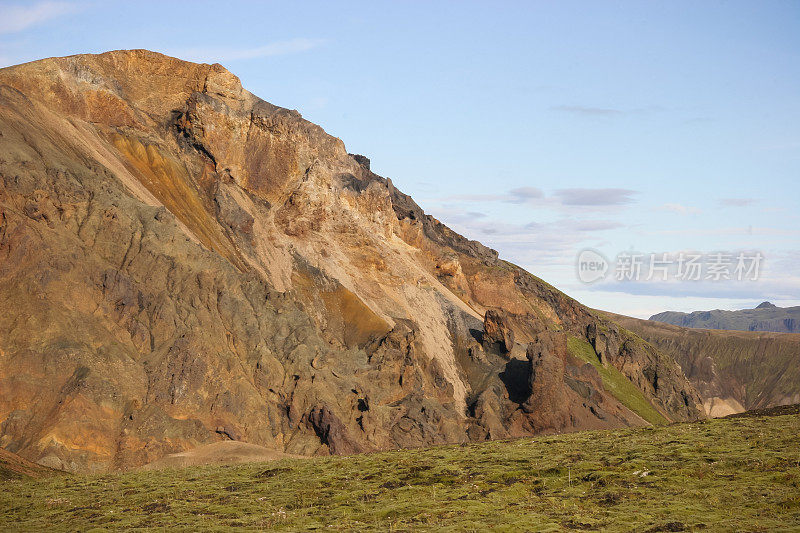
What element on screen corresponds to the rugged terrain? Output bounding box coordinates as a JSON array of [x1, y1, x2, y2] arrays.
[[0, 447, 60, 480], [650, 301, 800, 333], [1, 413, 798, 531], [611, 313, 800, 417], [0, 49, 707, 472]]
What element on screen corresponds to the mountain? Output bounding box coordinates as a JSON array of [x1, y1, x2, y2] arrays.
[[610, 313, 800, 417], [0, 50, 704, 472], [650, 302, 800, 333]]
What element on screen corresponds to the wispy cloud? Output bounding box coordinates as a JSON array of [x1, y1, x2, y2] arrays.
[[506, 186, 544, 203], [646, 225, 792, 237], [571, 219, 625, 232], [588, 275, 800, 302], [438, 193, 509, 203], [719, 198, 756, 207], [554, 188, 638, 206], [427, 206, 625, 269], [551, 105, 624, 117], [170, 38, 326, 63], [551, 104, 665, 118], [660, 203, 702, 215], [0, 1, 78, 34], [438, 186, 639, 209]]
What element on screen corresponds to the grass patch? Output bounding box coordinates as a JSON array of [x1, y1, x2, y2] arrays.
[[1, 415, 799, 531], [567, 336, 669, 426]]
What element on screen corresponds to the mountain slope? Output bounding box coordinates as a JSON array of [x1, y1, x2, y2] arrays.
[[650, 302, 800, 333], [0, 50, 702, 472], [610, 313, 800, 416], [0, 447, 60, 479]]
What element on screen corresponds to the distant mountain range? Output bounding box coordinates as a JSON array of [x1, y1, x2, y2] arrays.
[[650, 302, 800, 333]]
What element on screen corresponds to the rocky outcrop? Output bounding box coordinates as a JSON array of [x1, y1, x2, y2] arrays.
[[586, 322, 619, 364], [522, 333, 572, 430], [307, 406, 363, 455], [0, 50, 704, 472], [483, 309, 516, 353]]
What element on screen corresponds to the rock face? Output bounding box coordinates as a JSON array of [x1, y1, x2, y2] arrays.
[[0, 50, 703, 472], [650, 304, 800, 333], [483, 309, 515, 353], [520, 332, 635, 433]]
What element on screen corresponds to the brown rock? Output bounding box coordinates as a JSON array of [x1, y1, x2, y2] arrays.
[[307, 406, 363, 455], [483, 309, 515, 353], [522, 332, 570, 429]]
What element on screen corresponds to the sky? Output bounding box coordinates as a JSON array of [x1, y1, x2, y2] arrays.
[[1, 0, 798, 318]]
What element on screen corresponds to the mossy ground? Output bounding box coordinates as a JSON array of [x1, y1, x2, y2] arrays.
[[1, 415, 798, 531]]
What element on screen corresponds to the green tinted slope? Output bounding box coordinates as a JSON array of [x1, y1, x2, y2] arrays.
[[2, 415, 798, 531], [567, 336, 668, 426]]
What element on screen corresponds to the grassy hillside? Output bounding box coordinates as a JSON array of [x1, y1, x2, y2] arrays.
[[567, 336, 668, 426], [1, 415, 798, 531]]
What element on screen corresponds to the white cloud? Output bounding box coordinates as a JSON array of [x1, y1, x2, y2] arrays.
[[0, 1, 77, 34], [170, 38, 325, 63]]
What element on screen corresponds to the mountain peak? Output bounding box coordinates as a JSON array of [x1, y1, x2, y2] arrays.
[[0, 49, 247, 129], [756, 301, 777, 309], [0, 49, 705, 472]]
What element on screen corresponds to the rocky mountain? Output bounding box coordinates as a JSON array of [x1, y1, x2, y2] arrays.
[[610, 313, 800, 417], [0, 50, 704, 472], [650, 302, 800, 333]]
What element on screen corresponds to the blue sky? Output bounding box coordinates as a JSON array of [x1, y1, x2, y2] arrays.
[[1, 0, 798, 317]]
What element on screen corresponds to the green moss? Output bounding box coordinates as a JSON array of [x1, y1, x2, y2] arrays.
[[1, 415, 798, 531], [567, 336, 668, 426]]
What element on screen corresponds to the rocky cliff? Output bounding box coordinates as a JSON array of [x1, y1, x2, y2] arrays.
[[0, 50, 703, 472]]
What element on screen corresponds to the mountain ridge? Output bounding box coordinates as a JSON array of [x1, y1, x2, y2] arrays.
[[650, 302, 800, 333], [0, 49, 702, 471]]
